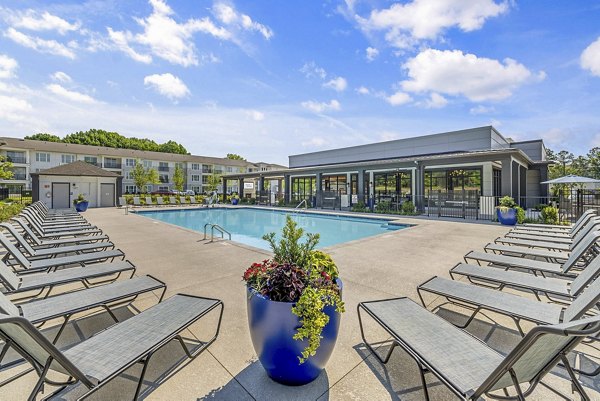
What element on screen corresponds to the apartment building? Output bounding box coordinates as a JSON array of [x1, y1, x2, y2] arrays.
[[0, 137, 284, 194]]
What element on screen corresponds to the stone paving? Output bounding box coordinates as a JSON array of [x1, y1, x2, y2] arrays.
[[2, 206, 600, 400]]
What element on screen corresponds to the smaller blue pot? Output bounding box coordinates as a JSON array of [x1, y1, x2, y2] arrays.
[[497, 208, 517, 225], [75, 201, 89, 212], [232, 198, 239, 205]]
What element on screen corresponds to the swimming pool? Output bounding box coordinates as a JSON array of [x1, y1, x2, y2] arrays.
[[137, 208, 409, 250]]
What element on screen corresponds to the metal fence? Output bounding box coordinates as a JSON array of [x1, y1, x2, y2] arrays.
[[0, 185, 31, 203]]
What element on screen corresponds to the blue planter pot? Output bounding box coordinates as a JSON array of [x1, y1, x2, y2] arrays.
[[75, 201, 89, 212], [497, 208, 517, 225], [246, 280, 342, 386], [232, 198, 239, 205]]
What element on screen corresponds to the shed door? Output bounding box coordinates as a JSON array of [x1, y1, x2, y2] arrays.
[[52, 183, 70, 209], [100, 183, 115, 207]]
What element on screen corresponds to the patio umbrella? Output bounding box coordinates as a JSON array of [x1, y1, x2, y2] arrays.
[[541, 175, 600, 185]]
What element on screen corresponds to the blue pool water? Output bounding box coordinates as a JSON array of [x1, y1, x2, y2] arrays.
[[137, 208, 409, 250]]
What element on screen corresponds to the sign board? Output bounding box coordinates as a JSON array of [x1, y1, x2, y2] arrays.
[[244, 182, 254, 189]]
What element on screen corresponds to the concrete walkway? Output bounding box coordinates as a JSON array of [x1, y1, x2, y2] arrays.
[[3, 206, 599, 400]]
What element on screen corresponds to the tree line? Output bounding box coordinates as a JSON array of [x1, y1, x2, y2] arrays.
[[546, 148, 600, 179], [25, 129, 189, 155]]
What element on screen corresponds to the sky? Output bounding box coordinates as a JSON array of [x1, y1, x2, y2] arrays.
[[0, 0, 599, 165]]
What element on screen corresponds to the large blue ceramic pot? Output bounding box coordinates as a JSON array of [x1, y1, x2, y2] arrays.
[[246, 280, 342, 386], [232, 198, 239, 205], [75, 201, 89, 212], [497, 208, 517, 225]]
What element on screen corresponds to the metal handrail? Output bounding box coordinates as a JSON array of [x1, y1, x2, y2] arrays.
[[203, 223, 231, 242], [295, 199, 307, 209]]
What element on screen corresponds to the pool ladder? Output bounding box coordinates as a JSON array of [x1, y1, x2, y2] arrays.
[[295, 199, 308, 212], [203, 223, 231, 242]]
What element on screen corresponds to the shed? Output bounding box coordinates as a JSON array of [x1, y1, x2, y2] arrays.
[[31, 161, 123, 209]]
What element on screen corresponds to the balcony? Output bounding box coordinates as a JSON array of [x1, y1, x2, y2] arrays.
[[159, 176, 169, 183], [84, 161, 102, 167], [11, 173, 27, 180], [6, 156, 27, 164], [158, 166, 170, 172], [103, 163, 122, 169]]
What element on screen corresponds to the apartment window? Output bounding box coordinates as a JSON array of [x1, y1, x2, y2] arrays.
[[61, 154, 76, 164], [192, 186, 201, 193], [6, 151, 26, 163], [226, 167, 233, 173], [159, 174, 169, 183], [145, 185, 153, 193], [158, 162, 169, 172], [125, 185, 137, 194], [104, 157, 120, 168], [202, 165, 213, 173], [202, 176, 210, 184], [83, 156, 98, 165], [191, 163, 200, 170], [36, 152, 50, 162], [158, 186, 169, 191], [192, 174, 200, 182], [125, 158, 136, 167], [125, 171, 134, 180], [143, 160, 152, 168]]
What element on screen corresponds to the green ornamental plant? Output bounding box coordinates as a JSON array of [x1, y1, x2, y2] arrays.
[[497, 196, 517, 211], [72, 193, 88, 206], [541, 206, 560, 225], [244, 216, 345, 364]]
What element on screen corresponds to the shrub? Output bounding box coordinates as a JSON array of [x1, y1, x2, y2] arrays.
[[541, 206, 559, 225], [375, 201, 392, 214], [498, 196, 517, 209], [263, 216, 319, 268], [351, 201, 369, 212], [0, 202, 24, 222], [515, 206, 525, 224], [401, 201, 416, 215]]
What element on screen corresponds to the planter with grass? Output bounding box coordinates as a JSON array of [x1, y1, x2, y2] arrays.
[[72, 194, 89, 212], [244, 216, 344, 385]]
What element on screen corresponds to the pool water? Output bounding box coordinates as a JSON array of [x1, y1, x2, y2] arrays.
[[137, 208, 408, 250]]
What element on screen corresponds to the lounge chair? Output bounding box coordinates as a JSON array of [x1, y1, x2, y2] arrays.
[[503, 217, 600, 245], [189, 196, 197, 205], [133, 197, 142, 207], [0, 232, 124, 274], [357, 297, 600, 400], [0, 293, 222, 400], [11, 218, 109, 247], [29, 203, 82, 220], [417, 267, 600, 336], [517, 209, 596, 233], [156, 197, 166, 207], [18, 214, 103, 239], [169, 196, 178, 206], [180, 196, 188, 205], [0, 259, 136, 298], [145, 196, 154, 207], [483, 243, 570, 263], [118, 197, 126, 208], [20, 211, 92, 231], [0, 223, 114, 259]]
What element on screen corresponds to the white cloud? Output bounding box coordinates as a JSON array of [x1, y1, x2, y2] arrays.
[[581, 36, 600, 77], [302, 137, 328, 147], [354, 0, 509, 49], [379, 131, 399, 141], [246, 109, 265, 121], [212, 3, 273, 40], [46, 84, 97, 104], [300, 61, 327, 80], [4, 28, 76, 59], [323, 76, 347, 92], [8, 9, 80, 35], [107, 28, 152, 64], [365, 46, 379, 61], [423, 92, 448, 108], [356, 86, 370, 95], [470, 105, 495, 115], [401, 49, 544, 102], [386, 91, 412, 106], [0, 94, 32, 121], [50, 71, 72, 83], [301, 99, 341, 113], [144, 73, 190, 100], [0, 55, 18, 79]]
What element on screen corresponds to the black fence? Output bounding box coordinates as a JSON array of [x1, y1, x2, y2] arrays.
[[0, 186, 31, 203], [425, 190, 480, 219]]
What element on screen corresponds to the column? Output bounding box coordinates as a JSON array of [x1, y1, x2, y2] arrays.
[[284, 174, 291, 204], [357, 169, 365, 204], [221, 177, 227, 201], [539, 166, 549, 198], [368, 171, 374, 209], [414, 162, 425, 211], [500, 157, 512, 197]]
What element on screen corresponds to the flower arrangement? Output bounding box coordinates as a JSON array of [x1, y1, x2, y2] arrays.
[[243, 216, 345, 364], [496, 195, 517, 211], [72, 193, 88, 206]]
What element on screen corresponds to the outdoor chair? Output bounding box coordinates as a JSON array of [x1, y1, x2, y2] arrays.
[[169, 196, 178, 206], [0, 259, 136, 298], [503, 217, 600, 245], [0, 223, 114, 260], [0, 232, 124, 274], [29, 203, 81, 220], [145, 196, 154, 207], [156, 197, 166, 207], [18, 214, 103, 239], [0, 293, 222, 401], [118, 197, 126, 208], [133, 197, 142, 207], [189, 196, 197, 205], [21, 210, 91, 230], [357, 297, 600, 400], [466, 230, 600, 277], [416, 265, 600, 336], [180, 196, 188, 205], [11, 218, 109, 247], [514, 209, 596, 235], [0, 275, 166, 367]]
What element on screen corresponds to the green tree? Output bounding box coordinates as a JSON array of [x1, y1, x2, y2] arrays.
[[24, 133, 62, 142], [587, 147, 600, 179], [131, 160, 160, 193], [0, 156, 14, 180], [173, 164, 185, 192], [206, 172, 222, 192], [226, 153, 246, 161]]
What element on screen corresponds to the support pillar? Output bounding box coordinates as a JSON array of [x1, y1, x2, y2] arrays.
[[369, 171, 374, 209], [238, 178, 244, 196], [357, 169, 365, 204], [415, 162, 425, 212], [539, 166, 549, 198], [221, 177, 227, 202], [315, 172, 322, 208], [284, 175, 291, 204], [501, 157, 513, 197]]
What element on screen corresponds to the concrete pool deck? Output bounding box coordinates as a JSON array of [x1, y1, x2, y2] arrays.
[[3, 206, 600, 400]]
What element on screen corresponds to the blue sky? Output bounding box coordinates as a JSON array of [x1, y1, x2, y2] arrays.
[[0, 0, 599, 165]]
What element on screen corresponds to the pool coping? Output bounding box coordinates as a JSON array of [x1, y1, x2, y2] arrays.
[[131, 205, 417, 253]]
